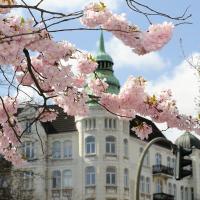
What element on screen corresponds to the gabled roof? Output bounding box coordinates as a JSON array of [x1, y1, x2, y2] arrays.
[[41, 105, 77, 134], [129, 116, 172, 149]]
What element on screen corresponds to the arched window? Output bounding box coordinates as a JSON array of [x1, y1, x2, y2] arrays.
[[168, 183, 172, 194], [106, 167, 116, 185], [22, 141, 35, 160], [167, 156, 171, 168], [64, 140, 72, 158], [124, 169, 129, 188], [63, 170, 72, 188], [181, 186, 184, 200], [155, 153, 162, 165], [52, 141, 61, 159], [52, 170, 61, 189], [156, 179, 162, 193], [173, 184, 177, 200], [85, 136, 95, 154], [85, 166, 96, 186], [123, 139, 128, 158], [106, 136, 116, 154], [140, 176, 145, 193], [146, 177, 150, 193]]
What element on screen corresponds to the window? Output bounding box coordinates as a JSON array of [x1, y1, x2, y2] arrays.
[[106, 167, 116, 185], [85, 166, 95, 186], [168, 183, 172, 194], [0, 176, 9, 188], [85, 136, 95, 154], [155, 179, 162, 193], [123, 139, 128, 158], [181, 186, 184, 200], [155, 153, 162, 165], [64, 140, 72, 158], [52, 141, 61, 159], [52, 170, 61, 189], [25, 120, 32, 134], [146, 177, 150, 193], [22, 141, 35, 160], [85, 118, 96, 130], [172, 158, 176, 169], [173, 184, 177, 200], [104, 118, 116, 129], [167, 157, 171, 168], [106, 136, 116, 155], [185, 187, 188, 200], [22, 171, 34, 190], [140, 176, 145, 193], [63, 170, 72, 188], [124, 169, 129, 188]]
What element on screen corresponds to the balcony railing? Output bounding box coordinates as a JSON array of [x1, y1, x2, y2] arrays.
[[152, 165, 174, 176], [153, 193, 174, 200]]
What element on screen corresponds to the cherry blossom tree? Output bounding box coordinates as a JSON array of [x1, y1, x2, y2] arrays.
[[0, 0, 197, 165]]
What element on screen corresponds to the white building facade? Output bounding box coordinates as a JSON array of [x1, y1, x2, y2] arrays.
[[4, 32, 200, 200]]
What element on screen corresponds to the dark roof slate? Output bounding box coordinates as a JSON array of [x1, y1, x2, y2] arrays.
[[41, 106, 77, 134]]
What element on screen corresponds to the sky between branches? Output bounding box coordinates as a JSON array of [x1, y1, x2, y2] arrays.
[[6, 0, 200, 141]]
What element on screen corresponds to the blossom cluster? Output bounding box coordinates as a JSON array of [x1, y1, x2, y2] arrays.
[[0, 97, 24, 165], [0, 2, 198, 164], [100, 76, 200, 139], [81, 2, 174, 55]]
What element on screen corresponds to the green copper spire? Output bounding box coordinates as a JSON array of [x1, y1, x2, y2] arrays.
[[96, 30, 113, 64], [87, 31, 120, 106], [99, 30, 105, 52], [95, 31, 120, 94]]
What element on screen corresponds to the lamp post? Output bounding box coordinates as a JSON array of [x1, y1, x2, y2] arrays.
[[134, 137, 175, 200]]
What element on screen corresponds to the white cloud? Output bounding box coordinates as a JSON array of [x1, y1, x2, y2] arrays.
[[20, 0, 120, 11], [106, 37, 167, 70], [149, 53, 200, 116]]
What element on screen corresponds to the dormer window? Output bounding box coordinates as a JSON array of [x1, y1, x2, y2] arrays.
[[85, 118, 96, 130], [104, 118, 116, 130]]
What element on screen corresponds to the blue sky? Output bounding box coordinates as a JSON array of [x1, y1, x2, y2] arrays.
[[10, 0, 200, 141]]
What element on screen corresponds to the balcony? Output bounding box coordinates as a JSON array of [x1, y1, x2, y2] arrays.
[[153, 193, 174, 200], [152, 165, 174, 177]]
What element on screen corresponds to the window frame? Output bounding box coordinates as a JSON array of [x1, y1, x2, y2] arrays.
[[52, 141, 61, 159], [22, 141, 35, 160], [105, 136, 116, 155], [85, 166, 96, 186], [63, 140, 72, 159], [63, 170, 72, 188], [52, 170, 61, 189], [85, 136, 96, 155], [106, 167, 116, 186]]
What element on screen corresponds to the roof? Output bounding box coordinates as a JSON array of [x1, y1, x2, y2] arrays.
[[175, 131, 200, 149], [129, 116, 172, 149], [41, 106, 77, 134]]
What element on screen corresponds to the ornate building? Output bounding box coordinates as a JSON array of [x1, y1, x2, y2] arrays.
[[1, 32, 200, 200]]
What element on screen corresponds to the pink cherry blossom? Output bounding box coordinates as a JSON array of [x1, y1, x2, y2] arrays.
[[133, 122, 152, 140]]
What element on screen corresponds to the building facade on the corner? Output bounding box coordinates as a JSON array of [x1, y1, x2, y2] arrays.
[[4, 32, 200, 200]]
